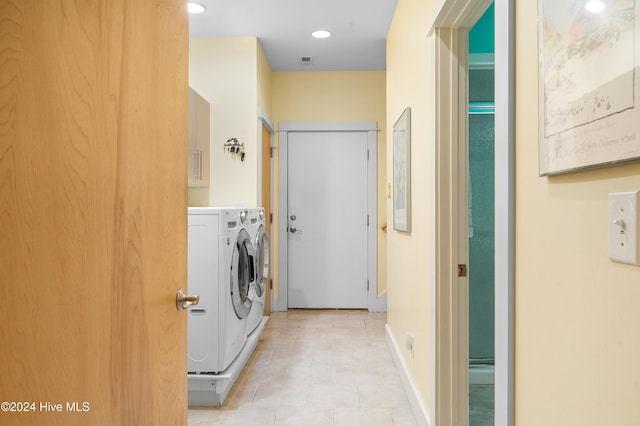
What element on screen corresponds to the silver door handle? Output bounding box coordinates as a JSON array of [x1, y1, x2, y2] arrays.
[[176, 288, 200, 311], [289, 226, 302, 233]]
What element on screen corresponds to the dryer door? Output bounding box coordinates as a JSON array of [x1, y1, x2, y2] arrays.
[[230, 228, 253, 319], [253, 225, 269, 298]]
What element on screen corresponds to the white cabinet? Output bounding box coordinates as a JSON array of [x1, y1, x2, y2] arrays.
[[188, 87, 210, 187]]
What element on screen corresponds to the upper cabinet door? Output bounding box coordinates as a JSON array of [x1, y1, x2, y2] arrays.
[[188, 87, 211, 187]]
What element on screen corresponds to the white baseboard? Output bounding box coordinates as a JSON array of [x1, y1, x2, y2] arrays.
[[385, 324, 430, 426]]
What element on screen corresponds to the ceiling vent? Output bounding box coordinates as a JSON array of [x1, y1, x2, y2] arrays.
[[299, 56, 314, 65]]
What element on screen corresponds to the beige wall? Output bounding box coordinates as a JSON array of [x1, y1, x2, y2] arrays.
[[189, 37, 260, 207], [385, 0, 437, 420], [271, 71, 388, 300], [257, 41, 272, 118], [388, 0, 640, 423], [515, 1, 640, 424]]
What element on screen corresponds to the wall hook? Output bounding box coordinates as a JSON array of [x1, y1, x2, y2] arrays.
[[224, 137, 245, 162]]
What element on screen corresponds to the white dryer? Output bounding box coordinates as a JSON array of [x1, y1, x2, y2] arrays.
[[187, 207, 254, 374], [246, 208, 269, 335]]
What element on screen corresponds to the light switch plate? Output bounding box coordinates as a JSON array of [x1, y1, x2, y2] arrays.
[[405, 333, 414, 357], [609, 191, 639, 265]]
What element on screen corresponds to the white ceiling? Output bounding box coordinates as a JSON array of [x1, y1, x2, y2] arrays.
[[188, 0, 399, 72]]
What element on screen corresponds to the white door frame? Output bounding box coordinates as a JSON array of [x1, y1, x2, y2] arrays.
[[273, 121, 385, 312], [428, 0, 515, 425]]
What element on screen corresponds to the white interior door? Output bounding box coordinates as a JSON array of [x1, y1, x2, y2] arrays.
[[287, 131, 368, 309]]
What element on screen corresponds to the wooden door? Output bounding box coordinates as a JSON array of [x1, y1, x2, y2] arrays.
[[0, 1, 188, 425], [261, 123, 272, 314]]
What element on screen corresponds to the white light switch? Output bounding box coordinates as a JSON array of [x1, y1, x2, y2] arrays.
[[609, 191, 639, 265]]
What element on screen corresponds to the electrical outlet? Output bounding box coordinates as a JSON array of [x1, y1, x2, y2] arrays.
[[405, 333, 414, 357], [609, 191, 639, 265]]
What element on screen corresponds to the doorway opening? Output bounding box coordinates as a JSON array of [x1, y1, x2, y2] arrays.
[[468, 7, 496, 423], [258, 109, 274, 315], [430, 0, 514, 424]]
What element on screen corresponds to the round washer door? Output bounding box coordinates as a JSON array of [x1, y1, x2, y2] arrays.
[[230, 228, 253, 319], [253, 225, 269, 298]]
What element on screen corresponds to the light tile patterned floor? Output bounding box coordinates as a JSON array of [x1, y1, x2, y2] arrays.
[[188, 310, 418, 426]]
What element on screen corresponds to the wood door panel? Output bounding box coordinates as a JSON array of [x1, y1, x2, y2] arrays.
[[0, 1, 188, 424]]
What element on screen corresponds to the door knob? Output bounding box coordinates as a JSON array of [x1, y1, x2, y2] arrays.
[[290, 226, 297, 233], [176, 288, 200, 311]]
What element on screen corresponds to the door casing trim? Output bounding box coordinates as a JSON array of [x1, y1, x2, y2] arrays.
[[430, 1, 515, 425], [272, 121, 385, 312], [257, 107, 274, 208]]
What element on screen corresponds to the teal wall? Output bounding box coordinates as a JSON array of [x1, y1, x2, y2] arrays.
[[469, 3, 494, 54], [468, 109, 495, 360], [468, 2, 495, 361]]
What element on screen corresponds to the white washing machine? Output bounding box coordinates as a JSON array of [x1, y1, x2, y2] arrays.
[[187, 207, 254, 374], [246, 208, 269, 335]]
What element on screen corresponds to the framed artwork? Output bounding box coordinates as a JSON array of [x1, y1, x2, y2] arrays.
[[393, 107, 411, 232], [538, 0, 640, 175]]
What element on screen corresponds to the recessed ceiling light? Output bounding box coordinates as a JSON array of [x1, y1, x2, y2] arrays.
[[584, 0, 606, 13], [311, 30, 332, 39], [187, 2, 206, 14]]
